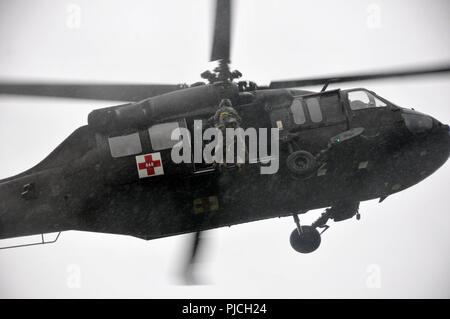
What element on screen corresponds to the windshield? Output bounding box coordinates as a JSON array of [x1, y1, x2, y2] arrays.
[[347, 90, 387, 110]]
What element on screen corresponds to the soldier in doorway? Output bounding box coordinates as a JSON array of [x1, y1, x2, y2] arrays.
[[209, 99, 246, 169]]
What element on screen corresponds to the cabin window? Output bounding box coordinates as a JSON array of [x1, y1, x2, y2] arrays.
[[108, 132, 142, 158], [348, 90, 387, 110], [148, 122, 181, 151], [305, 97, 323, 123], [290, 99, 306, 124]]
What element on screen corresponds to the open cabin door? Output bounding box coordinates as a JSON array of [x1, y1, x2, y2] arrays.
[[189, 103, 275, 174], [190, 118, 217, 174]]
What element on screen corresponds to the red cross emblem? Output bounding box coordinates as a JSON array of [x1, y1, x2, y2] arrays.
[[136, 152, 164, 178]]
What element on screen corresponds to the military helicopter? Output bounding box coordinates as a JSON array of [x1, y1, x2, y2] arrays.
[[0, 0, 449, 279]]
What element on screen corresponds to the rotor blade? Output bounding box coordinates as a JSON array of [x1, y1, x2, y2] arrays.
[[210, 0, 232, 62], [0, 82, 186, 101], [188, 231, 202, 267], [183, 231, 203, 285], [268, 64, 450, 89]]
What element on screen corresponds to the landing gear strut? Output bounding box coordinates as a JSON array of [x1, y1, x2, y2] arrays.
[[290, 203, 361, 253], [289, 214, 321, 253]]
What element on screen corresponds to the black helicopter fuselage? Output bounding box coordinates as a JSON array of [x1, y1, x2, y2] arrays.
[[0, 83, 449, 241]]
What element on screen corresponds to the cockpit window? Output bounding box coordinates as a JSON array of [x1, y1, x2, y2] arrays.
[[290, 92, 343, 125], [348, 90, 387, 110], [108, 132, 142, 158], [148, 122, 181, 151]]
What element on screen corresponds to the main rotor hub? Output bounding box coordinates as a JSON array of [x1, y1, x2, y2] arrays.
[[201, 59, 242, 84]]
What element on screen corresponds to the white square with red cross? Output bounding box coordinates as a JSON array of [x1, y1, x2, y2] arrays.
[[135, 152, 164, 178]]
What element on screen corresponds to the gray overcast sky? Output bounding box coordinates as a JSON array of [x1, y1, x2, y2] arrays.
[[0, 0, 449, 298]]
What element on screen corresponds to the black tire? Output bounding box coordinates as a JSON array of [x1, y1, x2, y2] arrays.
[[286, 150, 317, 177], [289, 226, 321, 253]]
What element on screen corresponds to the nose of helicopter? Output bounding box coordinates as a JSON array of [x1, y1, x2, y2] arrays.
[[445, 124, 450, 156], [428, 122, 450, 168], [401, 109, 450, 176]]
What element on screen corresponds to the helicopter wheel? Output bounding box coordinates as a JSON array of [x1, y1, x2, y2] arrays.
[[286, 151, 317, 177], [290, 226, 321, 253]]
